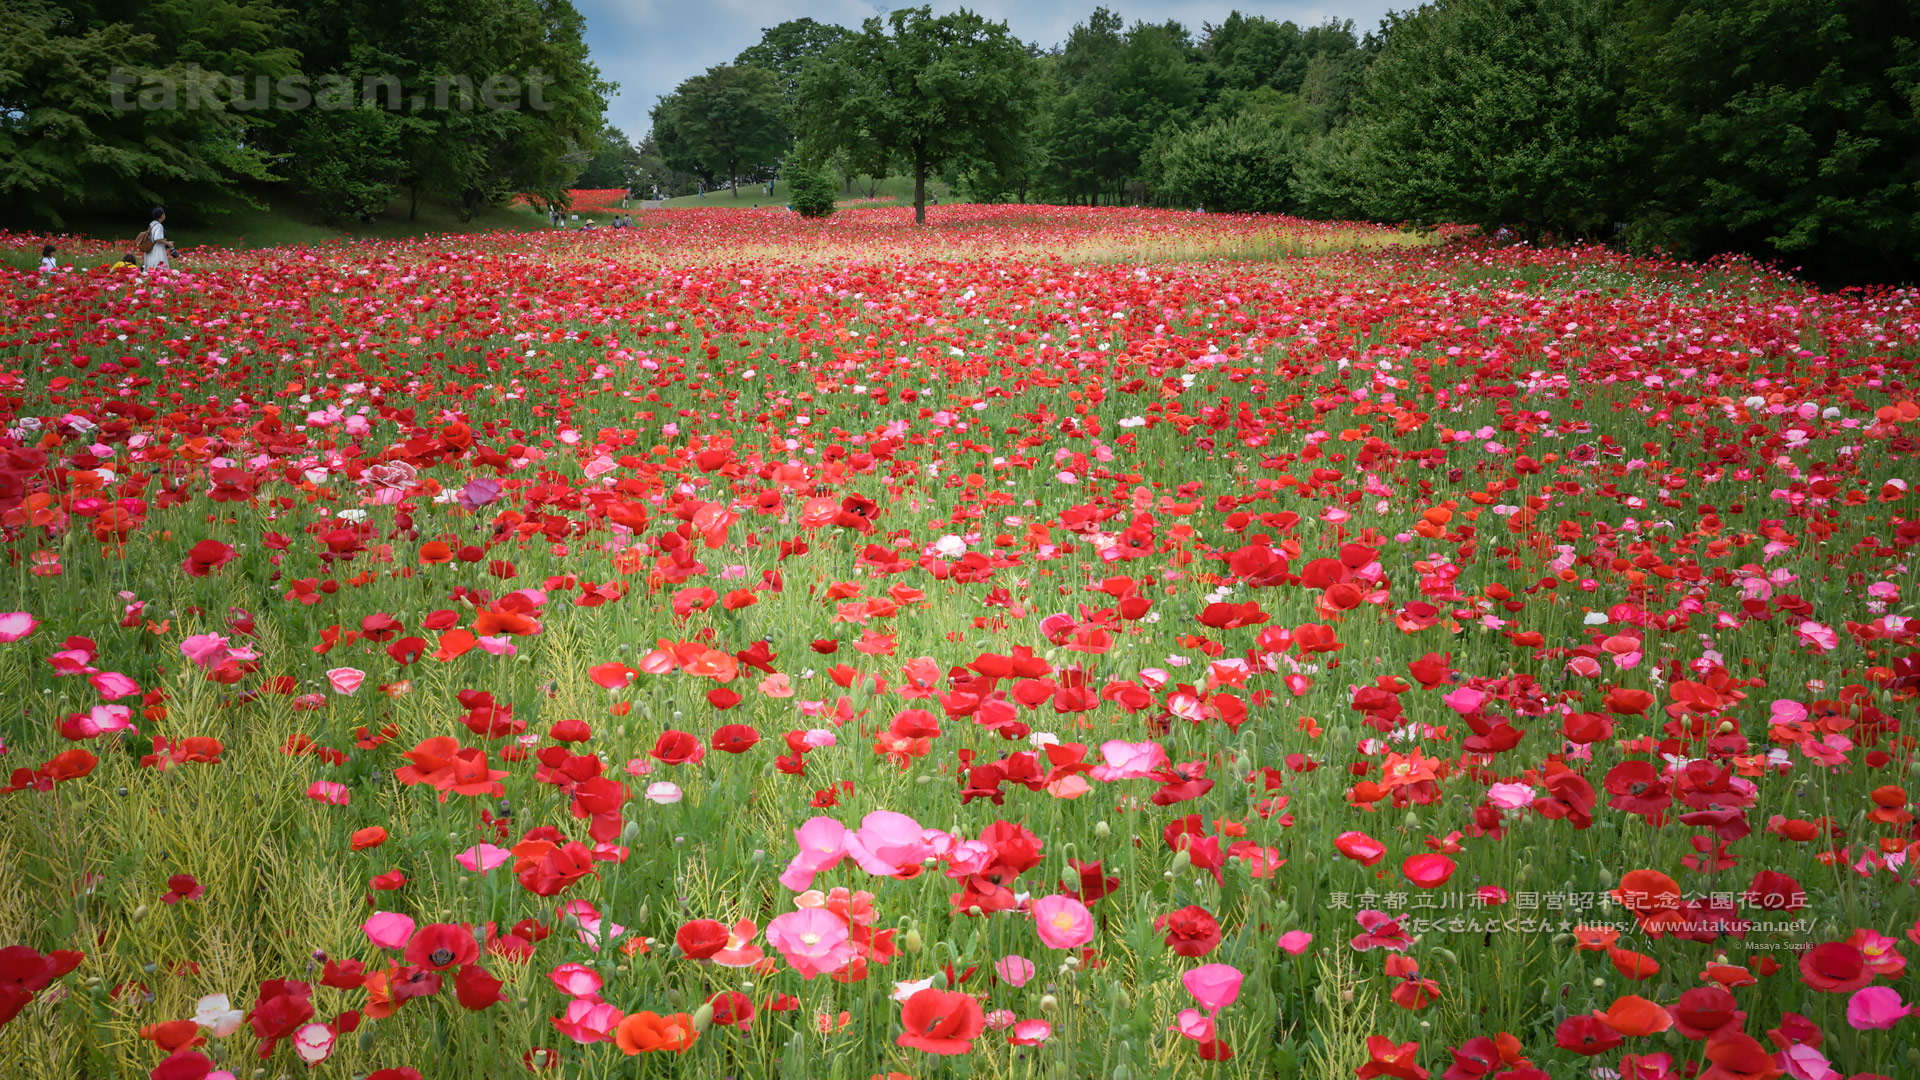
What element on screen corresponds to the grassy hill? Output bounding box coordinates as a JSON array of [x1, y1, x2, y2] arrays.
[[24, 184, 555, 254]]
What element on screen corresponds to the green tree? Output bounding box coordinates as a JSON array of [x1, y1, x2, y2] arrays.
[[0, 0, 286, 224], [1149, 112, 1297, 212], [1618, 0, 1920, 282], [282, 0, 609, 221], [1316, 0, 1629, 241], [1041, 10, 1202, 205], [574, 124, 643, 189], [735, 18, 849, 114], [796, 6, 1039, 224], [650, 64, 786, 195]]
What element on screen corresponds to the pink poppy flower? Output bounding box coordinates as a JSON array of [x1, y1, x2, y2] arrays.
[[994, 954, 1036, 988], [306, 781, 349, 805], [1031, 894, 1095, 950], [1090, 740, 1167, 781], [778, 817, 849, 891], [552, 998, 623, 1044], [0, 612, 38, 643], [363, 911, 416, 949], [1182, 963, 1243, 1013], [1846, 986, 1910, 1030], [1277, 930, 1313, 955], [548, 963, 603, 999], [765, 908, 853, 979], [455, 844, 512, 873], [325, 667, 364, 695], [844, 810, 931, 877], [1009, 1018, 1052, 1045]]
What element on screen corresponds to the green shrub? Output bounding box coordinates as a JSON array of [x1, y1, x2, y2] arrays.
[[786, 160, 837, 218], [1149, 114, 1297, 214]]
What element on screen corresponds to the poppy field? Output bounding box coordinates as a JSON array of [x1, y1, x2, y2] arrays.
[[3, 205, 1920, 1080]]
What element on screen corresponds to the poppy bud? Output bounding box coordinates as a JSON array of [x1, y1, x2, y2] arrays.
[[1169, 849, 1191, 875], [1596, 867, 1614, 887], [1402, 811, 1420, 829], [1663, 1028, 1681, 1047], [1039, 994, 1058, 1014], [1064, 955, 1080, 970], [1112, 987, 1130, 1011], [358, 1027, 376, 1053], [1552, 1004, 1566, 1024], [691, 1002, 714, 1033], [967, 905, 983, 917], [1591, 977, 1606, 989], [130, 904, 148, 924], [1094, 820, 1110, 838], [620, 821, 640, 846], [1432, 948, 1458, 965], [932, 969, 949, 990], [915, 775, 934, 785], [1552, 933, 1573, 947], [902, 927, 923, 954], [1114, 1068, 1130, 1080]]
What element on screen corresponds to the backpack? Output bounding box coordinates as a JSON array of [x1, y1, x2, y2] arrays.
[[135, 228, 154, 254]]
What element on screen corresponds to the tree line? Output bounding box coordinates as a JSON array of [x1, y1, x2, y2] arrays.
[[1, 0, 608, 225], [641, 1, 1916, 281]]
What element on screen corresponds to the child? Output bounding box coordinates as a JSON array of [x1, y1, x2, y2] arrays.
[[38, 245, 56, 273]]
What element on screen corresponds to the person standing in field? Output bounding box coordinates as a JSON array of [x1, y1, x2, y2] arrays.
[[139, 208, 175, 270], [38, 245, 57, 273]]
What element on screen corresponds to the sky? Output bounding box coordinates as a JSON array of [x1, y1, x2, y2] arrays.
[[575, 1, 1397, 138]]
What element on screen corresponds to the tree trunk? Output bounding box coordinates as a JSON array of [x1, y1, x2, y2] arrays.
[[407, 182, 419, 222], [913, 156, 926, 225]]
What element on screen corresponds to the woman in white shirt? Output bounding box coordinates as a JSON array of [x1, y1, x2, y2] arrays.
[[144, 208, 174, 269]]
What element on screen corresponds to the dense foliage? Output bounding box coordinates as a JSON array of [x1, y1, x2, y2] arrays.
[[0, 0, 608, 225]]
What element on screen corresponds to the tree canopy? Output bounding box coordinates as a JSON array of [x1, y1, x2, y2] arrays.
[[795, 6, 1039, 224]]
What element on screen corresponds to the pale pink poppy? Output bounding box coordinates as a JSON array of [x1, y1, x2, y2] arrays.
[[455, 844, 512, 873], [1031, 894, 1094, 950], [764, 908, 853, 979], [89, 671, 140, 700], [712, 919, 765, 968], [1089, 740, 1166, 781], [325, 667, 365, 695], [1170, 1008, 1214, 1041], [291, 1022, 335, 1064], [1795, 620, 1838, 652], [779, 817, 848, 891], [0, 612, 38, 643], [552, 998, 623, 1044], [844, 811, 931, 877], [548, 963, 603, 999], [1009, 1018, 1052, 1045], [759, 673, 794, 698], [994, 954, 1037, 988]]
